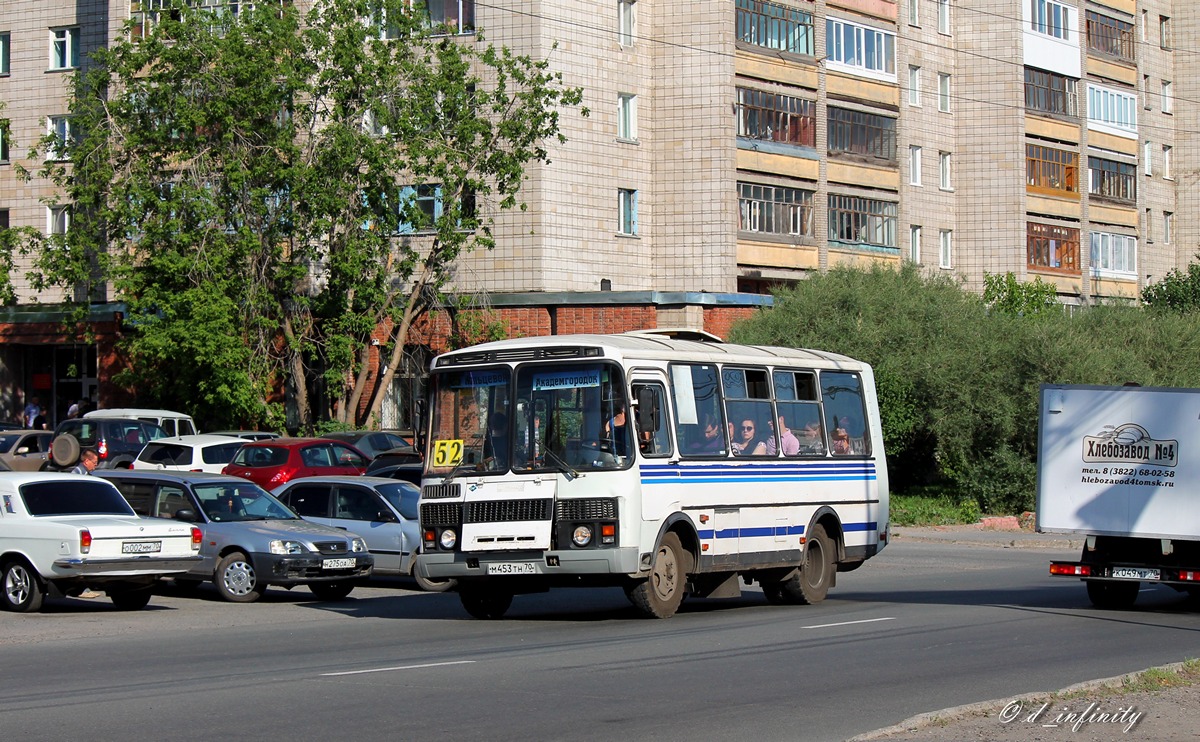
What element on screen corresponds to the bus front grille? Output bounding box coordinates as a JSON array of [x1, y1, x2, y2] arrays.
[[422, 483, 461, 499], [421, 502, 462, 527], [465, 499, 553, 523], [556, 498, 617, 520]]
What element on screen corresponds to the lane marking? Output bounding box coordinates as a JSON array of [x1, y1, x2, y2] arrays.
[[802, 617, 896, 630], [320, 660, 476, 677]]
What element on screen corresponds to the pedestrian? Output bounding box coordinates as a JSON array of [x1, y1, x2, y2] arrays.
[[32, 405, 48, 431], [24, 396, 40, 428], [66, 399, 81, 419], [71, 449, 99, 475]]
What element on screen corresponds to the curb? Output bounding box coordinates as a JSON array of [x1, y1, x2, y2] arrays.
[[847, 661, 1194, 741]]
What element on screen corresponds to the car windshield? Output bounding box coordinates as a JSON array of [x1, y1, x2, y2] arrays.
[[230, 446, 289, 467], [193, 483, 297, 522], [20, 480, 136, 516], [376, 481, 420, 520]]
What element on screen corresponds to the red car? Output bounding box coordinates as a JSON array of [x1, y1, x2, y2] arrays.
[[221, 438, 368, 489]]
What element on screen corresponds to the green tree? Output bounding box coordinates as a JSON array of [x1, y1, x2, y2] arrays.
[[982, 271, 1060, 317], [1141, 257, 1200, 313], [25, 0, 584, 430]]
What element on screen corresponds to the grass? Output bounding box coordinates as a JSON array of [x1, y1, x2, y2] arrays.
[[890, 494, 982, 526]]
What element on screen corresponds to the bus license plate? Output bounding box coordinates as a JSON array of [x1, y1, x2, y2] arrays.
[[323, 558, 357, 570], [122, 541, 161, 554], [488, 562, 537, 575], [1111, 567, 1159, 580]]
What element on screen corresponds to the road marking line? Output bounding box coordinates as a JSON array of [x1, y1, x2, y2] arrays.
[[320, 660, 476, 677], [802, 617, 896, 630]]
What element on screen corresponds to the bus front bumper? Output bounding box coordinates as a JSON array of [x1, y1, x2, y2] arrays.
[[417, 547, 642, 581]]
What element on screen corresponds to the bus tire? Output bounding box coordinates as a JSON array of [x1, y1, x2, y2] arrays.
[[628, 532, 688, 619], [1086, 580, 1139, 610], [782, 524, 834, 605], [460, 588, 512, 619]]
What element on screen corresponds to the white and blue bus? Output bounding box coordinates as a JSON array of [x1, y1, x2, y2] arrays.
[[415, 331, 889, 618]]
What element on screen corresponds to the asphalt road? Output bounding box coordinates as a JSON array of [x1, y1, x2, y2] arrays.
[[3, 535, 1199, 742]]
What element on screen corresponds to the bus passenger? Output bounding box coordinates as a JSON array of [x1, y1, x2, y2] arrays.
[[687, 415, 726, 454], [734, 419, 767, 456]]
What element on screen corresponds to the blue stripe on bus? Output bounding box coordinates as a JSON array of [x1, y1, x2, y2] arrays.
[[697, 523, 877, 540]]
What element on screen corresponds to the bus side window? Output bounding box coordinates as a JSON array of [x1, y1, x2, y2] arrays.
[[632, 383, 672, 458], [671, 363, 728, 457], [821, 371, 869, 456]]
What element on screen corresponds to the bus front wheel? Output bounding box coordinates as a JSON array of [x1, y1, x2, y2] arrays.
[[627, 533, 690, 619]]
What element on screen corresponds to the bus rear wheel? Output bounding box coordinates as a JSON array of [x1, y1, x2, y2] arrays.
[[780, 524, 834, 605], [460, 588, 513, 619], [627, 533, 689, 619]]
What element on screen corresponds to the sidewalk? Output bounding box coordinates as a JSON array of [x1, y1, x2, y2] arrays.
[[891, 517, 1084, 551]]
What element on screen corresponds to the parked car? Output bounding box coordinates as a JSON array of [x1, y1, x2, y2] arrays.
[[363, 444, 423, 473], [134, 434, 246, 474], [84, 408, 197, 437], [272, 475, 452, 592], [221, 438, 368, 489], [0, 472, 202, 612], [210, 430, 281, 441], [362, 461, 423, 486], [321, 431, 415, 460], [0, 430, 54, 471], [96, 470, 373, 602], [53, 418, 168, 469]]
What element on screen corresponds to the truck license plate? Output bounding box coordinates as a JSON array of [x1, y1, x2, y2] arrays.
[[122, 541, 161, 554], [1111, 567, 1159, 580], [323, 558, 357, 570], [488, 562, 537, 575]]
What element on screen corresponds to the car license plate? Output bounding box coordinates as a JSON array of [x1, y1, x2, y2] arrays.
[[487, 562, 537, 575], [323, 558, 357, 570], [122, 541, 161, 554], [1112, 567, 1159, 580]]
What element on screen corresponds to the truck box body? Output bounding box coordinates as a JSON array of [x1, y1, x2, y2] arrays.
[[1037, 384, 1193, 539]]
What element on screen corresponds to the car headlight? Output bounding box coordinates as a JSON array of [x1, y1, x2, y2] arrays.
[[268, 540, 306, 555], [351, 538, 367, 553], [572, 525, 593, 547], [439, 529, 457, 549]]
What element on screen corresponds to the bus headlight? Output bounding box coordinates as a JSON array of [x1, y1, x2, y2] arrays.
[[439, 529, 458, 549], [572, 525, 593, 547]]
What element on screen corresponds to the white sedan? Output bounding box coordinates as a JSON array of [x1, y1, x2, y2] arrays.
[[0, 472, 202, 612], [134, 434, 247, 473]]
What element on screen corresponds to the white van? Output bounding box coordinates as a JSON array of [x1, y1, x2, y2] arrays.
[[84, 408, 198, 437]]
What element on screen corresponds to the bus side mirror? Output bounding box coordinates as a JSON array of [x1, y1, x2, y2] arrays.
[[636, 386, 659, 431], [414, 398, 427, 454]]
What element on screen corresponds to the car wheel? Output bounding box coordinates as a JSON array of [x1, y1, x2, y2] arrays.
[[626, 532, 690, 619], [308, 582, 355, 601], [412, 561, 456, 593], [1, 560, 45, 613], [110, 587, 153, 611], [215, 551, 266, 603]]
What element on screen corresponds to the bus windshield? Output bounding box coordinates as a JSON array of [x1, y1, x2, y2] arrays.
[[426, 362, 632, 475]]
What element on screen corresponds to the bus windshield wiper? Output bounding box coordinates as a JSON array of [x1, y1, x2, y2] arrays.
[[541, 448, 579, 481]]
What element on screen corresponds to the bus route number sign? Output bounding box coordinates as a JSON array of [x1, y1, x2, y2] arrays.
[[432, 439, 464, 467]]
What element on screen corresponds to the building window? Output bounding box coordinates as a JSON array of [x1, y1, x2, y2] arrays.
[[908, 0, 918, 27], [0, 32, 10, 75], [1025, 67, 1078, 117], [738, 182, 814, 237], [1142, 74, 1151, 110], [1027, 221, 1079, 274], [939, 230, 952, 269], [49, 205, 71, 235], [1141, 10, 1148, 42], [909, 145, 922, 185], [938, 73, 951, 112], [736, 87, 815, 147], [1144, 208, 1152, 242], [1090, 231, 1136, 277], [1026, 144, 1078, 195], [1031, 0, 1071, 40], [937, 0, 950, 34], [1087, 84, 1137, 136], [939, 151, 952, 190], [1085, 11, 1135, 63], [618, 0, 635, 46], [909, 225, 921, 262], [0, 209, 8, 229], [1143, 140, 1151, 176], [0, 125, 8, 162], [737, 0, 814, 56], [618, 188, 638, 236], [617, 93, 637, 140], [1163, 212, 1173, 245], [1161, 81, 1173, 114], [48, 116, 76, 160], [424, 0, 476, 34], [827, 107, 896, 162], [51, 26, 81, 70], [1159, 15, 1171, 50], [1163, 145, 1172, 180], [825, 17, 895, 78], [908, 65, 921, 106], [1087, 156, 1135, 203], [827, 194, 897, 250]]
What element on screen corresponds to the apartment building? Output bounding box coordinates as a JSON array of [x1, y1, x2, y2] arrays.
[[0, 0, 1193, 423]]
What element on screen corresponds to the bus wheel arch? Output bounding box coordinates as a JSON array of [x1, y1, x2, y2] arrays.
[[626, 515, 697, 619]]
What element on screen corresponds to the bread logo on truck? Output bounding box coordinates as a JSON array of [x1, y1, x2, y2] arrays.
[[1082, 424, 1178, 467]]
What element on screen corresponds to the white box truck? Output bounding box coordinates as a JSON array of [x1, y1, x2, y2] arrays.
[[1037, 383, 1200, 609]]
